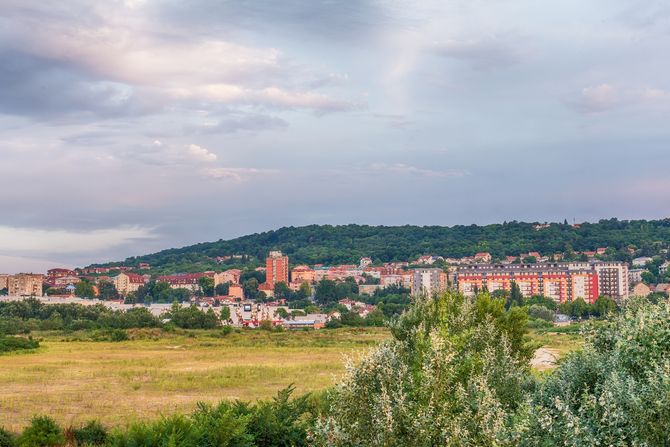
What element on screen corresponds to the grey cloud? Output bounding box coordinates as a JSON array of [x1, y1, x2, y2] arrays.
[[433, 35, 527, 70], [152, 0, 388, 41], [0, 51, 154, 120]]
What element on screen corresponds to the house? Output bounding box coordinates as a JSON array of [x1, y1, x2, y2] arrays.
[[138, 263, 151, 270], [213, 269, 241, 286], [290, 265, 316, 284], [156, 273, 204, 291], [628, 269, 646, 284], [631, 282, 652, 297], [654, 284, 670, 294], [474, 252, 492, 264], [359, 257, 373, 268], [632, 257, 653, 267], [114, 273, 146, 295]]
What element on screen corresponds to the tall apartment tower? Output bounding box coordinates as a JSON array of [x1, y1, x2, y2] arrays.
[[265, 251, 289, 286]]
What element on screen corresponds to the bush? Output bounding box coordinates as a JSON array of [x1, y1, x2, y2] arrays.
[[311, 292, 533, 445], [521, 298, 670, 445], [73, 420, 107, 446], [17, 416, 64, 447], [0, 427, 15, 447], [108, 329, 129, 342], [0, 336, 39, 353], [528, 304, 554, 322]]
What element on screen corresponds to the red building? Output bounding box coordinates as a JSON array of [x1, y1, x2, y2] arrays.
[[265, 251, 289, 287]]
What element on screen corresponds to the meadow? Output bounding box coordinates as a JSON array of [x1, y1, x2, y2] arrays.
[[0, 326, 582, 431]]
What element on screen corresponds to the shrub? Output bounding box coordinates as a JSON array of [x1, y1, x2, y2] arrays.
[[521, 298, 670, 445], [17, 416, 64, 447], [108, 329, 129, 342], [0, 427, 15, 447], [311, 292, 533, 446], [528, 304, 554, 322], [73, 420, 107, 446], [0, 336, 39, 353]]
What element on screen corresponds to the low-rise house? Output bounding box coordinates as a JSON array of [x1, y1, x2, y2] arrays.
[[114, 272, 147, 295], [633, 257, 654, 267], [474, 252, 492, 264]]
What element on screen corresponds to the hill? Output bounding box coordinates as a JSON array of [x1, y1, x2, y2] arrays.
[[89, 218, 670, 274]]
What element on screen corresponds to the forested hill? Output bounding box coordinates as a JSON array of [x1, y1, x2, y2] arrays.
[[90, 219, 670, 273]]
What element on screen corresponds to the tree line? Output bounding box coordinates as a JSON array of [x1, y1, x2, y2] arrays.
[[89, 218, 670, 272]]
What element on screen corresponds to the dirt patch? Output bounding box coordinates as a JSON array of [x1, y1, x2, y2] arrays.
[[531, 347, 559, 371]]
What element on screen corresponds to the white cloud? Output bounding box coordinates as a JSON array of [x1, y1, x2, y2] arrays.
[[0, 225, 156, 254], [187, 144, 217, 162]]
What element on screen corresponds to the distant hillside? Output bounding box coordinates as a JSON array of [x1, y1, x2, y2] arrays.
[[90, 219, 670, 274]]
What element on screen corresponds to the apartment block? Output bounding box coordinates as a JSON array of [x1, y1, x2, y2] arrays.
[[456, 262, 628, 303], [411, 268, 448, 296], [265, 251, 289, 287], [8, 274, 44, 297]]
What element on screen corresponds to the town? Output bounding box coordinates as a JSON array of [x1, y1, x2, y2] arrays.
[[2, 244, 666, 330]]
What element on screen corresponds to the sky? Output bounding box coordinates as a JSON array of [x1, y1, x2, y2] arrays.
[[1, 0, 670, 273]]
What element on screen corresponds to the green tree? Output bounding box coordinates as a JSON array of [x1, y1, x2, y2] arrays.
[[219, 306, 231, 322], [506, 282, 524, 309], [312, 291, 533, 445], [273, 281, 291, 300], [198, 276, 215, 297], [97, 281, 119, 300], [570, 297, 590, 319], [592, 296, 618, 317], [75, 281, 95, 298], [18, 416, 64, 447], [215, 282, 230, 296]]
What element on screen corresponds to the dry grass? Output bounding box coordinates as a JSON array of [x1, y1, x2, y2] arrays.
[[0, 328, 389, 431], [0, 325, 585, 431]]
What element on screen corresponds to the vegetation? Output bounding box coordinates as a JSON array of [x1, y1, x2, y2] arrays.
[[89, 219, 670, 272], [0, 336, 39, 354]]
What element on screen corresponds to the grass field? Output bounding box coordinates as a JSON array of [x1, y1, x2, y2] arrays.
[[0, 325, 584, 430], [0, 328, 388, 431]]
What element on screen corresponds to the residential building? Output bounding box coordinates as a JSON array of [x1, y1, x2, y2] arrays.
[[628, 269, 646, 284], [156, 273, 204, 292], [213, 269, 241, 286], [291, 265, 316, 284], [456, 261, 628, 303], [228, 284, 244, 299], [114, 272, 146, 295], [359, 257, 373, 268], [265, 251, 289, 287], [0, 274, 9, 290], [474, 252, 492, 263], [632, 256, 653, 267], [138, 263, 151, 270], [411, 268, 447, 296], [8, 274, 44, 297], [47, 268, 77, 279]]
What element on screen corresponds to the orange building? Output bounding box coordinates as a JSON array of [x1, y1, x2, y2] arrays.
[[457, 263, 601, 303], [291, 265, 315, 284], [265, 251, 289, 287]]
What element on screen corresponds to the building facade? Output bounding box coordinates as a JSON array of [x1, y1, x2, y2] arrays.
[[114, 272, 147, 295], [456, 262, 628, 303], [265, 251, 289, 287], [411, 268, 448, 296], [8, 274, 44, 297]]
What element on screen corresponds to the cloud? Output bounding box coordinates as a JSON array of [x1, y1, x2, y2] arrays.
[[433, 34, 526, 70], [570, 83, 670, 113], [187, 144, 217, 162], [0, 225, 156, 254], [369, 163, 469, 178], [0, 2, 360, 121], [202, 167, 277, 181], [190, 114, 289, 134]]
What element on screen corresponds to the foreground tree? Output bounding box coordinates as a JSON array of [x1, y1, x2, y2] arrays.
[[311, 291, 533, 446], [520, 297, 670, 446]]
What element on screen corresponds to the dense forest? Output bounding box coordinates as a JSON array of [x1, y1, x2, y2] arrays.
[[92, 219, 670, 273]]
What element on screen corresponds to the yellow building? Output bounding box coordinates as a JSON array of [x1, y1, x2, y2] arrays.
[[8, 274, 44, 296], [113, 273, 146, 296]]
